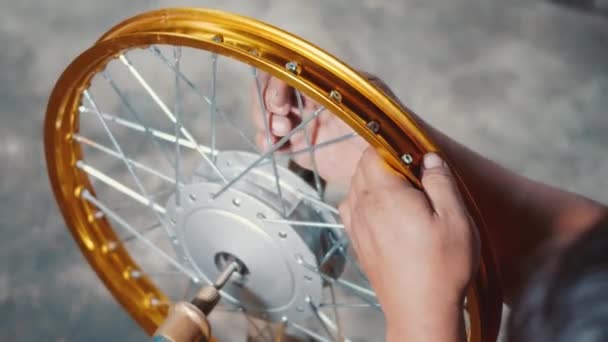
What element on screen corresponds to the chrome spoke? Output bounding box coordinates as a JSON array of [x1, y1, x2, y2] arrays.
[[79, 106, 214, 153], [319, 237, 348, 268], [102, 71, 175, 168], [295, 90, 324, 200], [74, 134, 182, 187], [299, 259, 377, 300], [288, 321, 331, 342], [83, 90, 173, 237], [149, 46, 258, 152], [118, 53, 228, 183], [262, 218, 344, 230], [209, 52, 219, 162], [308, 299, 338, 342], [173, 46, 183, 207], [130, 270, 184, 278], [253, 67, 287, 215], [77, 161, 166, 214], [327, 284, 344, 341], [284, 132, 359, 159], [82, 190, 198, 281], [298, 191, 339, 215], [213, 106, 325, 199], [119, 222, 163, 244]]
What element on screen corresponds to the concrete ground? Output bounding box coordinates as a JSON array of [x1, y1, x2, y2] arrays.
[[1, 0, 607, 340]]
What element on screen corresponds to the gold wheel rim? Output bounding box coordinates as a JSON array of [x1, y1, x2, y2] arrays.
[[44, 7, 502, 341]]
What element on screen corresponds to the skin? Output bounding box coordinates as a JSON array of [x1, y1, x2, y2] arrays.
[[250, 72, 608, 340]]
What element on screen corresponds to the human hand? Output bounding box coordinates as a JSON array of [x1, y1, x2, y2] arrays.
[[250, 72, 369, 186], [339, 149, 479, 341]]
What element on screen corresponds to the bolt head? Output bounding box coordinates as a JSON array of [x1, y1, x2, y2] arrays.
[[401, 153, 414, 165], [285, 61, 298, 73], [329, 90, 342, 103], [366, 121, 380, 133]]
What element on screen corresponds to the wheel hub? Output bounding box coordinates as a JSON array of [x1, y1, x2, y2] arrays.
[[165, 151, 344, 322]]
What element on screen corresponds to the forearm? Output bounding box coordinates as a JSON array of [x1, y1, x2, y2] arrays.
[[413, 115, 608, 301]]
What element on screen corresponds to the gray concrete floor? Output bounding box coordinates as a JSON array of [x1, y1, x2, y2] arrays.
[[1, 0, 607, 340]]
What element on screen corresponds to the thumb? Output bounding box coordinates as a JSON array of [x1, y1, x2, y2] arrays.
[[421, 153, 466, 217]]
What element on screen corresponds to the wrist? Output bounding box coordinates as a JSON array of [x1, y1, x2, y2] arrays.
[[385, 297, 465, 342]]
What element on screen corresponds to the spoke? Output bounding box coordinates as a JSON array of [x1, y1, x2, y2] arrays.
[[327, 284, 344, 341], [253, 67, 287, 215], [102, 71, 175, 168], [318, 303, 381, 309], [298, 259, 377, 300], [285, 197, 303, 218], [173, 46, 182, 206], [209, 52, 219, 162], [295, 90, 324, 200], [261, 218, 344, 229], [288, 321, 331, 342], [130, 270, 184, 278], [308, 299, 338, 342], [213, 106, 325, 199], [120, 222, 162, 244], [298, 191, 339, 215], [82, 190, 198, 281], [341, 245, 370, 284], [319, 237, 349, 268], [83, 91, 173, 237], [74, 134, 182, 186], [76, 161, 165, 214], [79, 106, 214, 153], [283, 132, 359, 160], [119, 53, 227, 183], [149, 46, 258, 152]]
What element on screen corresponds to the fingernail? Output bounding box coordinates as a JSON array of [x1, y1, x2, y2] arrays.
[[423, 153, 444, 169], [271, 119, 289, 135]]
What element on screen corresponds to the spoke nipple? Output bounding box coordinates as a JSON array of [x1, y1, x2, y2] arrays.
[[212, 34, 224, 43], [329, 90, 342, 103], [94, 211, 104, 219], [150, 298, 160, 306], [401, 153, 414, 165], [366, 121, 380, 133], [131, 270, 142, 278], [106, 241, 117, 251], [285, 61, 299, 74]]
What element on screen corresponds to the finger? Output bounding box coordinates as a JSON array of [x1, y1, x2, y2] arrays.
[[421, 153, 467, 218], [358, 148, 412, 189], [338, 200, 351, 233], [270, 115, 294, 136], [266, 77, 292, 116]]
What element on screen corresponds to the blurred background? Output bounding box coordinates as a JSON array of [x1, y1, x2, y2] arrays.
[[1, 0, 607, 340]]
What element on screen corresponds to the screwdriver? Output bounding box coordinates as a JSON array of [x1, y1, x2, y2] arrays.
[[152, 261, 240, 342]]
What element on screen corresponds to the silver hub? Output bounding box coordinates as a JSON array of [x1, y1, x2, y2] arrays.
[[165, 151, 344, 322]]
